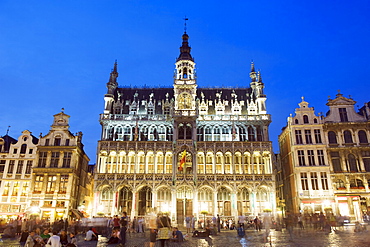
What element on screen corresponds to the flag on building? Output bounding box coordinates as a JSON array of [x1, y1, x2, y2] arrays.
[[178, 150, 186, 172]]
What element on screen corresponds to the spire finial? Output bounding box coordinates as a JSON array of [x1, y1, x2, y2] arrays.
[[6, 126, 10, 135], [183, 16, 188, 33], [61, 108, 64, 113]]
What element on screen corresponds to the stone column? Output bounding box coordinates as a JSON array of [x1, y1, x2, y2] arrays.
[[131, 189, 137, 217], [111, 191, 118, 216], [171, 188, 177, 223], [213, 190, 218, 215]]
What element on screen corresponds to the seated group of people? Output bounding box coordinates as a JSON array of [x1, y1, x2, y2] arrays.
[[192, 226, 211, 237]]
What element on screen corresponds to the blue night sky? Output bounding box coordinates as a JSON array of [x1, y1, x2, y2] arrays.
[[1, 0, 369, 161]]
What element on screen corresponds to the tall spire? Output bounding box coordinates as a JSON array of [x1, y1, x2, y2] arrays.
[[177, 18, 193, 62], [106, 60, 118, 95], [250, 61, 257, 82]]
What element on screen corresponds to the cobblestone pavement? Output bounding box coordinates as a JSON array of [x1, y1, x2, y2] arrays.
[[1, 225, 370, 247]]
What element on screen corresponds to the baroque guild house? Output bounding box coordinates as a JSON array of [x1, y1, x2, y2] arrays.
[[94, 31, 276, 223]]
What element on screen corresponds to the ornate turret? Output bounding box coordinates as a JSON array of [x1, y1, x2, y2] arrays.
[[104, 61, 119, 114]]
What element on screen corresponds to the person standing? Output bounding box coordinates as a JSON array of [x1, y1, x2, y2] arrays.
[[185, 215, 191, 233], [47, 231, 61, 247], [119, 212, 128, 247], [25, 231, 35, 247], [216, 214, 221, 233]]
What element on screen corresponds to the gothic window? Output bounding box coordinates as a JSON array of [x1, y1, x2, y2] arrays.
[[320, 172, 329, 190], [256, 126, 263, 141], [238, 126, 246, 142], [343, 130, 353, 143], [214, 126, 221, 141], [314, 129, 322, 143], [348, 154, 358, 172], [216, 153, 222, 173], [186, 124, 192, 139], [314, 118, 318, 123], [305, 130, 312, 144], [248, 126, 255, 141], [224, 153, 232, 174], [295, 119, 299, 124], [328, 131, 337, 144], [295, 130, 303, 144], [339, 108, 348, 122], [205, 126, 212, 141], [331, 152, 341, 172], [358, 130, 368, 143], [303, 115, 309, 124], [217, 187, 231, 201], [197, 127, 204, 141], [178, 124, 185, 139], [123, 126, 131, 141], [301, 173, 308, 190], [115, 126, 123, 141]]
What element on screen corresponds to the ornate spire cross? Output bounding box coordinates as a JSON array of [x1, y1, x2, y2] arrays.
[[183, 16, 188, 33]]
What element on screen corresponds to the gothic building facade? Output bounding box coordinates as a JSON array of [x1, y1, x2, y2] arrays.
[[94, 32, 275, 223]]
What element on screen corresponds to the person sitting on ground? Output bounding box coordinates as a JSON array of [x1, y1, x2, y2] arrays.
[[85, 227, 98, 241], [66, 232, 77, 247], [107, 228, 120, 244], [20, 229, 29, 243], [60, 230, 69, 246], [171, 227, 184, 242], [192, 226, 211, 237], [2, 226, 16, 238]]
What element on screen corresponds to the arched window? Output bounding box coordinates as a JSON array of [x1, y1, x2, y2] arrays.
[[314, 118, 318, 123], [303, 115, 309, 124], [20, 144, 27, 154], [344, 130, 353, 143], [358, 130, 368, 143], [348, 154, 358, 172], [295, 119, 299, 124], [248, 127, 255, 141], [328, 131, 337, 144]]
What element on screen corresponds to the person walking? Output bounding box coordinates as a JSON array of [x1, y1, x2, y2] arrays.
[[47, 231, 61, 247], [216, 214, 221, 233], [118, 212, 128, 247]]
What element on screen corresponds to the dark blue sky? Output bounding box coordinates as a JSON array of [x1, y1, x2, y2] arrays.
[[1, 0, 369, 161]]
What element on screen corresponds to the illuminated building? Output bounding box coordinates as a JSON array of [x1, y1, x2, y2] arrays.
[[0, 130, 38, 219], [279, 92, 370, 221], [279, 98, 334, 215], [94, 31, 275, 222], [29, 111, 91, 221]]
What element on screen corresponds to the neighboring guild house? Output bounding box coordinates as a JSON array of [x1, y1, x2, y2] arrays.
[[30, 110, 91, 222], [0, 130, 38, 220], [279, 92, 370, 222]]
